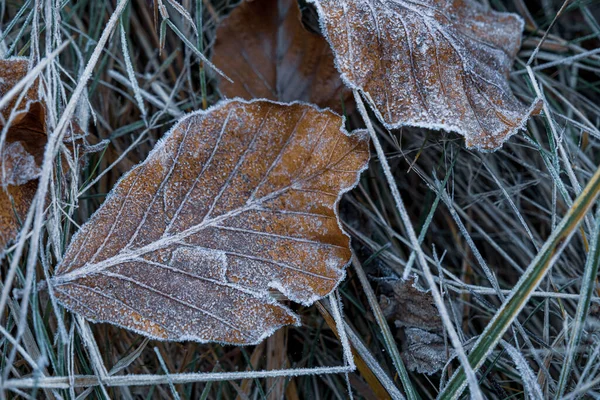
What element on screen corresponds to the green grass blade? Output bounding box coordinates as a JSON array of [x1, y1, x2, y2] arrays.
[[352, 257, 419, 400], [439, 163, 600, 400], [555, 208, 600, 398]]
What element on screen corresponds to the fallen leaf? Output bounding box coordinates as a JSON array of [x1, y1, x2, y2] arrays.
[[0, 58, 46, 255], [0, 58, 85, 257], [380, 277, 452, 374], [212, 0, 351, 113], [308, 0, 543, 150], [380, 277, 442, 331], [51, 99, 369, 344], [402, 327, 449, 375]]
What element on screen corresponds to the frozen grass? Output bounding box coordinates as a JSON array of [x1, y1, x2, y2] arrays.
[[1, 0, 600, 398]]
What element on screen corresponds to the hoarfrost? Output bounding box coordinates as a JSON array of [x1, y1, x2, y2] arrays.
[[307, 0, 543, 151], [1, 141, 41, 186], [380, 277, 454, 374], [51, 99, 370, 345]]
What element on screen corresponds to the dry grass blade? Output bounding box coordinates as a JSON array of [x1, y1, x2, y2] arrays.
[[352, 257, 418, 400], [314, 300, 398, 400]]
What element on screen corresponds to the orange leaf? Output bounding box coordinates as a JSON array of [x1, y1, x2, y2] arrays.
[[212, 0, 351, 114], [308, 0, 543, 150], [51, 100, 369, 344]]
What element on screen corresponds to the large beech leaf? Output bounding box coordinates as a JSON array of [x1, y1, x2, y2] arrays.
[[51, 99, 369, 344], [212, 0, 350, 113], [308, 0, 543, 150]]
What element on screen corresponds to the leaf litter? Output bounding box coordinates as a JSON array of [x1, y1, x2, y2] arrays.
[[380, 277, 453, 374], [51, 99, 369, 345], [212, 0, 351, 114], [0, 57, 85, 257], [307, 0, 543, 150]]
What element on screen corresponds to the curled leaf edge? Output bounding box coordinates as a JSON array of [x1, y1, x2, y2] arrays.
[[305, 0, 543, 152]]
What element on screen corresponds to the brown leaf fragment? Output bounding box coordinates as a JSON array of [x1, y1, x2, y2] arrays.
[[308, 0, 543, 150], [212, 0, 351, 114], [0, 58, 85, 256], [51, 99, 369, 345], [402, 327, 449, 375], [380, 278, 442, 331], [380, 278, 452, 374], [0, 58, 46, 255]]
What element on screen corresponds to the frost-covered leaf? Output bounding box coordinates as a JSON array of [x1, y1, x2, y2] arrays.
[[402, 327, 449, 375], [0, 58, 85, 257], [0, 58, 47, 254], [1, 141, 42, 185], [51, 99, 369, 345], [212, 0, 350, 113], [380, 278, 442, 331], [308, 0, 543, 150], [380, 278, 451, 374]]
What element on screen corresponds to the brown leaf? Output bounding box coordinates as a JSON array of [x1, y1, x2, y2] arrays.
[[0, 58, 85, 256], [308, 0, 543, 150], [0, 58, 46, 255], [380, 278, 442, 332], [402, 327, 449, 375], [51, 99, 369, 344], [379, 278, 451, 374], [212, 0, 351, 114]]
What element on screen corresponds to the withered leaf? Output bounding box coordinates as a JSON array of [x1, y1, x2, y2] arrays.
[[380, 278, 442, 332], [308, 0, 543, 150], [402, 327, 449, 375], [212, 0, 351, 113], [0, 58, 85, 256], [380, 278, 451, 375], [51, 99, 369, 344], [0, 58, 46, 255]]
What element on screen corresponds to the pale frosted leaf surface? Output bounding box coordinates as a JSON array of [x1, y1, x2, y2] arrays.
[[212, 0, 351, 114], [1, 141, 41, 186], [380, 278, 450, 374], [402, 328, 449, 375], [51, 99, 369, 345], [308, 0, 543, 150]]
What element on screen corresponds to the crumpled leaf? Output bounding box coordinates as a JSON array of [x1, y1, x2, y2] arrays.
[[402, 327, 449, 375], [0, 58, 85, 256], [0, 58, 47, 254], [307, 0, 543, 150], [380, 277, 451, 374], [51, 99, 369, 345], [212, 0, 350, 114]]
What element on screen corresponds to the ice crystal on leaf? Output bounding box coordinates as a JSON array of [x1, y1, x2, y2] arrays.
[[51, 99, 369, 345], [212, 0, 351, 114], [307, 0, 543, 150]]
